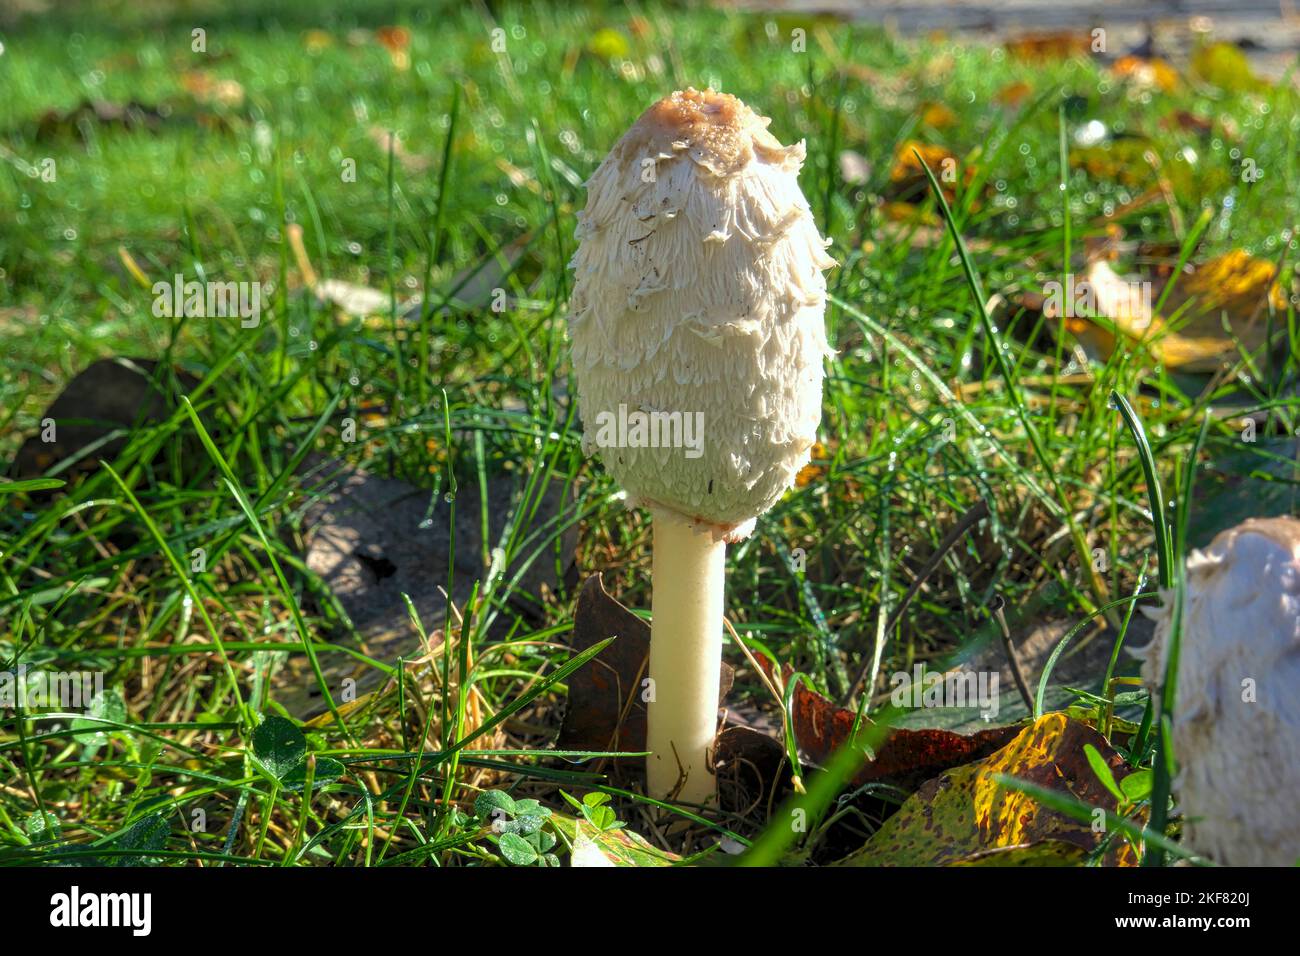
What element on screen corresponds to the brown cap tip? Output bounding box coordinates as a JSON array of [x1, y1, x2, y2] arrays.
[[614, 87, 789, 176]]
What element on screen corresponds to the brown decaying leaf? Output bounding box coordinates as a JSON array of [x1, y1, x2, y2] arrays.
[[557, 575, 733, 773], [714, 725, 788, 814], [36, 100, 172, 141], [1004, 32, 1093, 63], [994, 81, 1033, 109], [758, 658, 1020, 792], [291, 456, 575, 721]]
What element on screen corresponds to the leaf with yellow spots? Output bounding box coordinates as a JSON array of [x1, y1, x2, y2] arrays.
[[836, 714, 1142, 866], [949, 841, 1088, 866]]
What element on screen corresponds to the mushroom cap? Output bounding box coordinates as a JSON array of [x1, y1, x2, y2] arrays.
[[1134, 516, 1300, 865], [567, 89, 834, 539]]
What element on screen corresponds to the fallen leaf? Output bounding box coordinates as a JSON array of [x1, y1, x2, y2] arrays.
[[886, 140, 969, 205], [714, 725, 789, 813], [303, 29, 334, 54], [9, 357, 199, 484], [1111, 55, 1178, 93], [837, 713, 1143, 866], [1069, 137, 1155, 189], [1005, 32, 1093, 63], [285, 222, 407, 317], [287, 455, 577, 720], [556, 575, 733, 771], [758, 659, 1020, 792], [314, 279, 393, 316], [794, 440, 827, 487], [375, 26, 411, 71], [919, 101, 957, 129], [35, 99, 172, 141], [837, 150, 870, 186], [550, 814, 678, 866], [1192, 42, 1263, 92], [587, 27, 630, 61], [994, 81, 1033, 109], [948, 840, 1089, 865], [180, 71, 245, 108], [1190, 436, 1300, 548], [286, 222, 531, 319], [1068, 251, 1289, 371]]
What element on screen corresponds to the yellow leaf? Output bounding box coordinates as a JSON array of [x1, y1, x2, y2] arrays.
[[587, 28, 630, 61], [303, 30, 333, 54], [919, 102, 957, 129], [1192, 42, 1263, 93], [1111, 55, 1179, 93], [1074, 252, 1288, 371], [890, 140, 955, 183], [795, 441, 827, 488]]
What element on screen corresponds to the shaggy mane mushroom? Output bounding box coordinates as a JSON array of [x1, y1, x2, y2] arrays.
[[1135, 515, 1300, 865], [567, 88, 833, 804]]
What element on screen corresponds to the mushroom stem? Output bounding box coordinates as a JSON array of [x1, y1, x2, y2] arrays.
[[646, 513, 725, 805]]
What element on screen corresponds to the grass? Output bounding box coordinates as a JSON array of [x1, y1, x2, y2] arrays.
[[1, 0, 1297, 866]]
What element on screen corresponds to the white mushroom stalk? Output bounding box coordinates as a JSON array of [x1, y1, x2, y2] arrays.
[[1135, 516, 1300, 865], [567, 89, 833, 804]]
